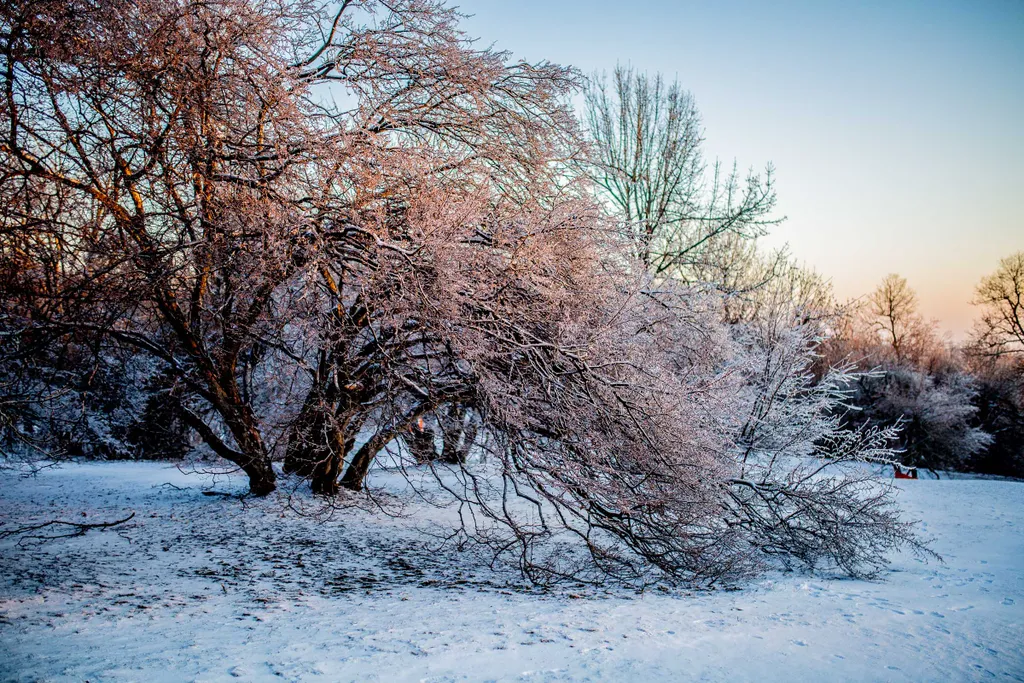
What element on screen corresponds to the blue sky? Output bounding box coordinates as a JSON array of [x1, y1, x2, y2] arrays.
[[457, 0, 1024, 337]]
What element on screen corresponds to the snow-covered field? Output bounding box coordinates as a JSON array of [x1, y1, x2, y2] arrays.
[[1, 462, 1021, 682]]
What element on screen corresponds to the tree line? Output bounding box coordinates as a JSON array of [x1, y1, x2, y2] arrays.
[[819, 263, 1024, 479]]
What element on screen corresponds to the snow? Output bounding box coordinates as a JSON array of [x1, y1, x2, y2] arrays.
[[1, 462, 1022, 682]]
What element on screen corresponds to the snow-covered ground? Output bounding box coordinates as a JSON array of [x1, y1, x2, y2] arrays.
[[1, 462, 1021, 682]]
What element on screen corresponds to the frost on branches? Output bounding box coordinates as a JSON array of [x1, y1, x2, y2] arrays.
[[0, 0, 930, 585], [726, 305, 937, 579]]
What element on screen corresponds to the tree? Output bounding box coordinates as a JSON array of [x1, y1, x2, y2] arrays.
[[965, 253, 1024, 476], [722, 276, 935, 576], [582, 65, 780, 282], [817, 274, 994, 475], [1, 0, 346, 493], [865, 274, 927, 363], [0, 0, 579, 495], [721, 253, 836, 326], [859, 368, 992, 473], [972, 251, 1024, 358]]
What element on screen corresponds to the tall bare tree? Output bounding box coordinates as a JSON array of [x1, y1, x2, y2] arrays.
[[582, 65, 780, 281], [866, 274, 926, 363]]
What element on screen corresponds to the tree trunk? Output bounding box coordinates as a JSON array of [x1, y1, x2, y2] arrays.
[[284, 406, 344, 495], [283, 392, 328, 478], [242, 456, 278, 497], [341, 419, 406, 491], [285, 385, 370, 495], [439, 403, 476, 464], [310, 411, 357, 496], [221, 404, 277, 496], [340, 406, 439, 492], [340, 433, 382, 492], [456, 413, 478, 463]]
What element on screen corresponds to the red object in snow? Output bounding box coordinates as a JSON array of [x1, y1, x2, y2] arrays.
[[893, 465, 918, 479]]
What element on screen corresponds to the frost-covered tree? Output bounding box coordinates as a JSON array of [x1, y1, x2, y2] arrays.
[[851, 368, 992, 474], [1, 0, 585, 495], [966, 355, 1024, 478], [0, 0, 932, 585]]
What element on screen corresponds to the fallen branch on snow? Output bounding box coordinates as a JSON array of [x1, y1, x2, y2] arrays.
[[0, 512, 136, 544]]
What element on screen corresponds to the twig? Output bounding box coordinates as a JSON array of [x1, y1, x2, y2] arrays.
[[0, 512, 136, 544]]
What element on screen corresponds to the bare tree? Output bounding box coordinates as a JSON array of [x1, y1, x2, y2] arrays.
[[0, 0, 355, 493], [582, 65, 780, 281], [721, 252, 837, 326], [0, 0, 579, 495], [971, 251, 1024, 358], [866, 274, 927, 363]]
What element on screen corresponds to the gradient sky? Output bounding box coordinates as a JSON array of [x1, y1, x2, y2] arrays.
[[457, 0, 1024, 338]]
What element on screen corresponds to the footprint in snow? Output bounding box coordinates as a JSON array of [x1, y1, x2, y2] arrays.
[[1002, 598, 1015, 606]]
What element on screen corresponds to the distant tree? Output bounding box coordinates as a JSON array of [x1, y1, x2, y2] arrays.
[[971, 252, 1024, 358], [965, 253, 1024, 476], [866, 274, 927, 363], [582, 65, 780, 282], [722, 254, 837, 326], [811, 272, 1000, 476]]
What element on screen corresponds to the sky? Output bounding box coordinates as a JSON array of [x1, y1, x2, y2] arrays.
[[456, 0, 1024, 338]]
